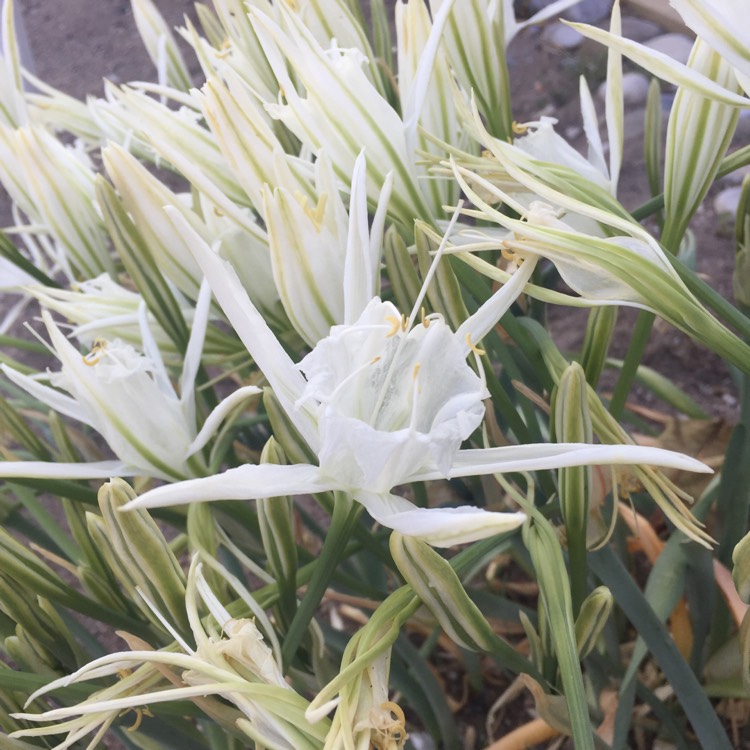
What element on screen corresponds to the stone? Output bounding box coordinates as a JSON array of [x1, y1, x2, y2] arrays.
[[563, 0, 614, 24], [524, 0, 613, 24], [597, 72, 650, 105], [644, 33, 695, 66], [620, 15, 661, 43], [714, 186, 743, 216], [542, 22, 583, 50]]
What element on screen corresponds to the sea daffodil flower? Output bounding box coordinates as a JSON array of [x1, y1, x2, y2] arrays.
[[122, 210, 710, 547], [0, 284, 259, 481], [11, 554, 326, 750]]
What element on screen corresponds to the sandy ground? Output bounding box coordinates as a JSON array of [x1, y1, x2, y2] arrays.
[[17, 0, 197, 99]]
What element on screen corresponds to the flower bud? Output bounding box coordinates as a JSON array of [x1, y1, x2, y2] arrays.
[[574, 586, 614, 659]]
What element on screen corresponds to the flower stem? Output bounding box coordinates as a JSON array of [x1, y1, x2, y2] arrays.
[[281, 493, 363, 670], [608, 311, 655, 420]]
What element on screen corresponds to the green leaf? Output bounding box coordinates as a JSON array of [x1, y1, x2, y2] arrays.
[[590, 546, 733, 750]]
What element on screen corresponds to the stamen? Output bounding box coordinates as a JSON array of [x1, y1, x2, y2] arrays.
[[501, 245, 524, 264], [420, 307, 429, 328], [370, 356, 382, 365], [124, 706, 154, 732], [412, 363, 421, 380], [401, 314, 408, 332], [465, 333, 486, 356], [385, 315, 402, 338], [512, 121, 529, 135], [82, 339, 107, 366]]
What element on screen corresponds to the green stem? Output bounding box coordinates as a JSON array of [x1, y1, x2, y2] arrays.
[[567, 515, 588, 618], [608, 311, 655, 420], [281, 495, 362, 670]]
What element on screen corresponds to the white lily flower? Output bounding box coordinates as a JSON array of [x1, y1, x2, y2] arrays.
[[24, 274, 178, 353], [249, 4, 434, 226], [0, 287, 260, 482], [122, 211, 711, 547], [0, 125, 113, 280], [264, 150, 392, 346], [11, 556, 327, 750]]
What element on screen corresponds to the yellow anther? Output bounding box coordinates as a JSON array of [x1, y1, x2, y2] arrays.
[[123, 706, 154, 732], [213, 207, 224, 217], [401, 315, 408, 332], [82, 339, 107, 367], [501, 245, 524, 264], [371, 701, 408, 750], [412, 363, 421, 380], [512, 121, 529, 135], [420, 307, 430, 328], [385, 315, 402, 337], [306, 193, 328, 230], [370, 356, 382, 365], [465, 333, 486, 356]]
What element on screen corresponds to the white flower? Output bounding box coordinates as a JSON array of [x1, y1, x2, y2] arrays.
[[0, 284, 260, 482], [11, 555, 326, 750], [122, 210, 711, 547]]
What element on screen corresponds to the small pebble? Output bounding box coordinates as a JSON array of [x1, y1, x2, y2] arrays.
[[562, 0, 614, 24], [621, 15, 661, 42], [714, 186, 743, 216], [542, 22, 583, 50], [644, 33, 695, 66]]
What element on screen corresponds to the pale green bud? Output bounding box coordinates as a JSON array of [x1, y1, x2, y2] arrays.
[[93, 478, 188, 636], [574, 586, 614, 659], [389, 533, 534, 678]]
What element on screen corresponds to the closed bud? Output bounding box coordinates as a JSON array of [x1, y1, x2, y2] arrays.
[[574, 586, 613, 659], [94, 479, 188, 636]]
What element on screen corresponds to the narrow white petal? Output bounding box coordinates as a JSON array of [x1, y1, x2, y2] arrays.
[[180, 276, 212, 413], [355, 490, 526, 547], [122, 463, 337, 510], [402, 0, 456, 156], [0, 460, 132, 479], [1, 363, 92, 427], [343, 151, 373, 324], [163, 207, 320, 450], [408, 443, 712, 481], [187, 385, 262, 457], [455, 254, 539, 354]]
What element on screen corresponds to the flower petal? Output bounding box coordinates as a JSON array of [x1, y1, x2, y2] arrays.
[[355, 490, 526, 547], [122, 463, 337, 510], [408, 442, 712, 482], [163, 207, 320, 450], [0, 460, 132, 479]]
